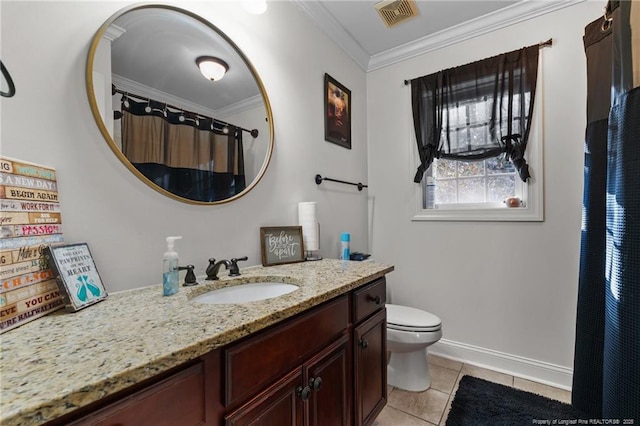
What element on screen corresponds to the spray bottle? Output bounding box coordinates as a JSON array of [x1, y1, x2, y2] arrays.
[[163, 236, 182, 296], [340, 232, 351, 260]]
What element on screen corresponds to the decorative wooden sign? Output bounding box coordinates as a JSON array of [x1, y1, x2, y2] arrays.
[[260, 226, 305, 266], [0, 156, 64, 334], [44, 243, 107, 312]]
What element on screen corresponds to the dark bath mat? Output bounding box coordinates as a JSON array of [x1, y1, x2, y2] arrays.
[[446, 375, 588, 426]]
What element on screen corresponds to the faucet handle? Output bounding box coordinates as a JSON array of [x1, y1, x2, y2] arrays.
[[205, 258, 217, 281], [229, 256, 248, 277], [178, 265, 198, 286]]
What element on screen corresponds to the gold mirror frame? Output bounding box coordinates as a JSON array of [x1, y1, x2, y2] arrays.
[[86, 4, 274, 205]]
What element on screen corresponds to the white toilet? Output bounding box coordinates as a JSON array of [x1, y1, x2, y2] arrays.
[[386, 304, 443, 392]]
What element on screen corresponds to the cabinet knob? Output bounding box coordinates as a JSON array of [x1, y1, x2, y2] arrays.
[[309, 376, 323, 392], [367, 295, 381, 305], [297, 385, 311, 401], [359, 339, 369, 349]]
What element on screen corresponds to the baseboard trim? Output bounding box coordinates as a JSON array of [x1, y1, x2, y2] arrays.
[[430, 339, 573, 391]]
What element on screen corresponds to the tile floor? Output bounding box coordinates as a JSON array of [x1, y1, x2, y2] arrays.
[[372, 355, 572, 426]]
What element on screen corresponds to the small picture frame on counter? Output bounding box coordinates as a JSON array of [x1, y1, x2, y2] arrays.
[[260, 226, 306, 266], [44, 243, 108, 312]]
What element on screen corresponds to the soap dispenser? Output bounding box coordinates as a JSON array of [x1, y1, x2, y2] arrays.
[[163, 236, 182, 296]]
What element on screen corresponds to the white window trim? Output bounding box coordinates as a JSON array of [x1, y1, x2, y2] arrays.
[[411, 60, 544, 222]]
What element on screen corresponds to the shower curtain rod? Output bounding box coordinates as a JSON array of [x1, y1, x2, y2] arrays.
[[112, 85, 259, 138], [403, 38, 553, 86]]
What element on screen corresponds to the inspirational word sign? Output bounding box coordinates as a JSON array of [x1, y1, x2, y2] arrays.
[[45, 243, 107, 312], [260, 226, 305, 266], [0, 156, 64, 334]]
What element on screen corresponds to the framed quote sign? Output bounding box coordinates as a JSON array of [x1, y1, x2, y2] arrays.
[[44, 243, 107, 312], [260, 226, 305, 266]]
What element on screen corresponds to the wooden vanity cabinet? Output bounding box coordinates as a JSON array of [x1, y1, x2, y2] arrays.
[[54, 277, 387, 426], [64, 359, 214, 426], [223, 295, 351, 426], [225, 335, 350, 426], [352, 278, 387, 426]]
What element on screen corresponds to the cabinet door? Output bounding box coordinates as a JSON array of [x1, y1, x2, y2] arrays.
[[305, 335, 350, 426], [224, 369, 304, 426], [354, 309, 387, 426]]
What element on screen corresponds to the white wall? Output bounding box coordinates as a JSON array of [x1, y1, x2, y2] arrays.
[[0, 1, 369, 292], [2, 0, 606, 389], [367, 1, 604, 387]]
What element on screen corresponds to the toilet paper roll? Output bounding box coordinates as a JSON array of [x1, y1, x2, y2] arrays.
[[298, 202, 319, 251]]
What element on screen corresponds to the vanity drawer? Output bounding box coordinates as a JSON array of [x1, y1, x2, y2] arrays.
[[353, 277, 386, 323], [69, 362, 206, 426], [224, 295, 349, 407]]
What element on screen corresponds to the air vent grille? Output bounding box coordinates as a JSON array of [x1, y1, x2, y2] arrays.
[[375, 0, 419, 27]]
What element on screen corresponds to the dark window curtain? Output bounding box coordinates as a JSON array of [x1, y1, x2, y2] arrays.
[[121, 98, 245, 202], [410, 44, 539, 183], [573, 0, 640, 420]]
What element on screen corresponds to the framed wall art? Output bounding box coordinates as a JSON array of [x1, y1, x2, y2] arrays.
[[44, 243, 108, 312], [324, 73, 351, 149], [260, 226, 305, 266]]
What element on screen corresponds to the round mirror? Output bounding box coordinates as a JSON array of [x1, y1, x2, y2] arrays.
[[87, 4, 273, 204]]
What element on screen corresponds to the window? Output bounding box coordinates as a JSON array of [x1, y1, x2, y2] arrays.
[[412, 91, 543, 221], [424, 156, 521, 208], [409, 44, 544, 221]]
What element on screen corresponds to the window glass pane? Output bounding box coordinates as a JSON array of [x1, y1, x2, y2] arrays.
[[486, 156, 515, 174], [435, 179, 457, 204], [458, 160, 484, 177], [458, 177, 485, 203], [434, 159, 456, 179], [469, 126, 486, 147], [487, 175, 516, 202]]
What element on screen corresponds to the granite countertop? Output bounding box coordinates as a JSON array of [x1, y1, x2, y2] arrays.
[[0, 259, 393, 426]]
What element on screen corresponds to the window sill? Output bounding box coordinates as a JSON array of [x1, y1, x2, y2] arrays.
[[412, 205, 543, 222]]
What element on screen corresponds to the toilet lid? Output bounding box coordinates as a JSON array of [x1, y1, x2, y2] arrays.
[[386, 304, 441, 332]]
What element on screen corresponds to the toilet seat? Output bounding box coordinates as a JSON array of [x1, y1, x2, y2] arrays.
[[387, 304, 441, 332]]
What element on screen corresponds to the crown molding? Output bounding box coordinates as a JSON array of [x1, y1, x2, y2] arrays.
[[111, 75, 263, 119], [291, 0, 370, 70], [103, 24, 125, 43], [292, 0, 586, 73], [216, 94, 264, 118], [368, 0, 586, 71]]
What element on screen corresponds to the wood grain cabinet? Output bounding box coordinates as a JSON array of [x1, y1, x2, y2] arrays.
[[225, 335, 350, 426], [66, 361, 211, 426], [353, 278, 387, 426], [54, 276, 387, 426]]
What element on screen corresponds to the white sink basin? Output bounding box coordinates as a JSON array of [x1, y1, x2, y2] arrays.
[[193, 282, 299, 304]]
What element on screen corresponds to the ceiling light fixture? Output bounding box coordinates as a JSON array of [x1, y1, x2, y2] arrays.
[[196, 56, 229, 81]]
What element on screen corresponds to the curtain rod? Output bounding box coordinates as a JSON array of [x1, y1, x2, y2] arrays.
[[403, 38, 553, 86], [315, 174, 368, 191], [112, 85, 259, 138]]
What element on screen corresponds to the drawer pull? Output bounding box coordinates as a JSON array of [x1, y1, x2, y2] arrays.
[[359, 339, 369, 349], [309, 376, 323, 392], [367, 295, 381, 305], [297, 385, 311, 401]]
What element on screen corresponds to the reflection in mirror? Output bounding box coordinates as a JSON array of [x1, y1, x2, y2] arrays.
[[87, 5, 273, 204]]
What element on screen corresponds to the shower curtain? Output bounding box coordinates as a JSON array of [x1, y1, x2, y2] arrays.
[[573, 0, 639, 420], [121, 98, 246, 202]]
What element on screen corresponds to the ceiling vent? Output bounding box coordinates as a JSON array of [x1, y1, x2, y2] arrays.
[[375, 0, 419, 28]]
